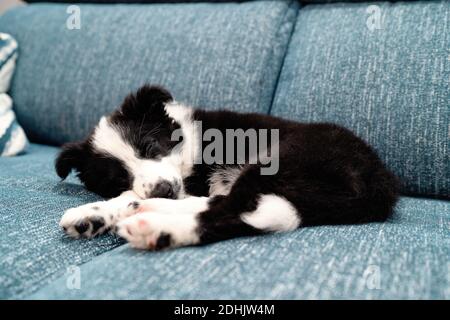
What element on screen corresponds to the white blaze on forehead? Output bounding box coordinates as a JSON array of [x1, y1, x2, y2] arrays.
[[164, 102, 200, 178], [92, 116, 180, 176], [92, 117, 140, 170], [92, 103, 198, 175]]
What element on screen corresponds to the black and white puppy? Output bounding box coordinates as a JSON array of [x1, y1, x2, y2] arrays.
[[56, 85, 398, 250]]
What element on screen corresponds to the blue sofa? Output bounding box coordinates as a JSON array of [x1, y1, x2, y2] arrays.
[[0, 0, 448, 299]]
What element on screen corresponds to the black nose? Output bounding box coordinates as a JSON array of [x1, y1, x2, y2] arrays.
[[151, 181, 176, 199]]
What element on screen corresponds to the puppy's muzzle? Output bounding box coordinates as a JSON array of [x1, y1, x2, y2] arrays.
[[148, 180, 179, 199]]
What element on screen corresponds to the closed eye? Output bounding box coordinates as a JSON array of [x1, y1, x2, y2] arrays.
[[145, 143, 155, 157], [142, 137, 162, 159]]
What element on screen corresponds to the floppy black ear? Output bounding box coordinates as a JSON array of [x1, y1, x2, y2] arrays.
[[55, 142, 87, 179], [120, 84, 173, 117]]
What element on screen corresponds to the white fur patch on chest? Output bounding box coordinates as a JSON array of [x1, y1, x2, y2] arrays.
[[208, 166, 243, 196]]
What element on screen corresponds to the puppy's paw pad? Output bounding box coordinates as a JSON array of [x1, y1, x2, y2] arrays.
[[116, 215, 171, 250], [74, 221, 90, 235], [128, 201, 141, 210], [90, 216, 106, 233], [60, 207, 108, 238], [116, 213, 197, 251], [154, 232, 172, 250]]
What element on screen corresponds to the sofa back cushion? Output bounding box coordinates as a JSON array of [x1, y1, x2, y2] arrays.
[[271, 1, 449, 198], [0, 1, 297, 145]]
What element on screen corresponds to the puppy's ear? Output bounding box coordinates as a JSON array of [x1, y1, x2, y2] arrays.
[[121, 84, 173, 117], [55, 142, 87, 179]]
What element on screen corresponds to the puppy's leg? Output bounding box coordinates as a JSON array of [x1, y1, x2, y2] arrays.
[[117, 194, 300, 250], [117, 167, 301, 250], [115, 196, 209, 249], [133, 196, 210, 215], [60, 191, 142, 238]]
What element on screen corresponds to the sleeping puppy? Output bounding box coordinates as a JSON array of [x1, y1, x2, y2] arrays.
[[55, 85, 398, 250]]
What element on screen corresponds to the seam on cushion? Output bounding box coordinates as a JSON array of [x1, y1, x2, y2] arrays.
[[266, 0, 300, 115]]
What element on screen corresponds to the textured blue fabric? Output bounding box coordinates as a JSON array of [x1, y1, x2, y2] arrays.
[[29, 196, 450, 300], [25, 0, 249, 3], [0, 1, 298, 145], [22, 0, 257, 2], [302, 0, 439, 2], [1, 0, 449, 301], [1, 146, 448, 299], [271, 1, 450, 199], [23, 0, 440, 3], [0, 144, 123, 299]]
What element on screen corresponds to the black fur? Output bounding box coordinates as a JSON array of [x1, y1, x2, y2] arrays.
[[181, 110, 399, 243], [56, 85, 399, 246], [110, 85, 180, 159], [56, 142, 131, 198]]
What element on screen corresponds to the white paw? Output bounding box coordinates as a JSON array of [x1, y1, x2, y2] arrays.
[[116, 212, 200, 250], [60, 200, 140, 238]]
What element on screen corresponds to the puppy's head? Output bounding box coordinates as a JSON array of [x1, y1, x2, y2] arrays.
[[55, 85, 186, 199]]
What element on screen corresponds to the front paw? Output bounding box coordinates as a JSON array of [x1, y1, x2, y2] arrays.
[[116, 212, 199, 250], [60, 205, 110, 238]]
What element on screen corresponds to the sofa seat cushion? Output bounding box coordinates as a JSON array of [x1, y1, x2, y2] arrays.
[[271, 1, 449, 199], [0, 144, 122, 299], [0, 1, 298, 145], [29, 196, 449, 300]]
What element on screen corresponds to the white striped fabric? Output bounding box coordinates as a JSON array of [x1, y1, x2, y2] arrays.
[[0, 33, 28, 156]]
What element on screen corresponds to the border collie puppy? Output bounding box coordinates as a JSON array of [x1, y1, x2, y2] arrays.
[[56, 85, 398, 250]]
